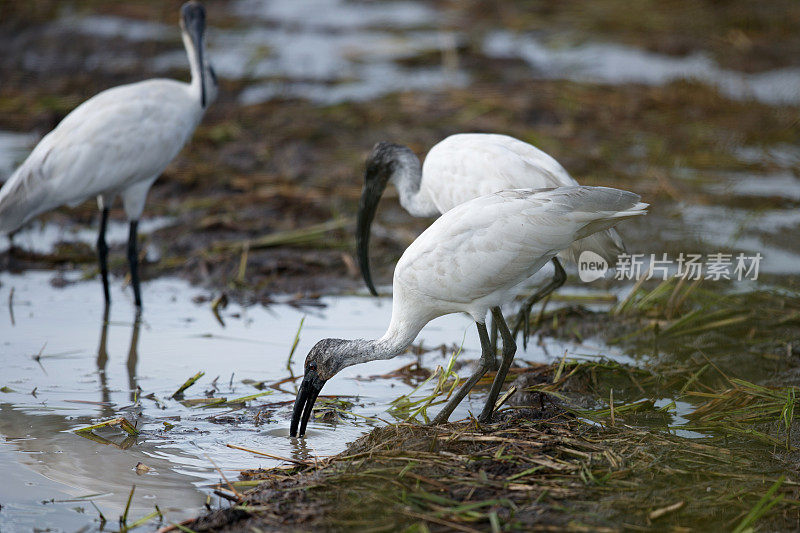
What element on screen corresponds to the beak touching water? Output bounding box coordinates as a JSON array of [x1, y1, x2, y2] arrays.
[[289, 368, 326, 437], [356, 166, 389, 297], [181, 1, 207, 108]]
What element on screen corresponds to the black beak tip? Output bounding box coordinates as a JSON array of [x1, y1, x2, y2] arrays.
[[356, 220, 379, 297], [290, 371, 325, 438], [359, 264, 379, 297]]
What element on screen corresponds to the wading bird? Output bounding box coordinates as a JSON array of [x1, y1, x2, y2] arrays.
[[0, 1, 217, 310], [356, 134, 627, 341], [292, 186, 647, 436]]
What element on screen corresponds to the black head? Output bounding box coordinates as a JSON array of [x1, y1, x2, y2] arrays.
[[180, 1, 206, 36], [356, 142, 412, 296], [180, 2, 208, 107], [290, 339, 354, 437]]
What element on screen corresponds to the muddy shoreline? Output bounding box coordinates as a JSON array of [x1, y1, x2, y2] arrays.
[[179, 281, 800, 531], [181, 352, 800, 532]]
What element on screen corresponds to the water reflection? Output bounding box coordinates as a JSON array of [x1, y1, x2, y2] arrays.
[[0, 402, 207, 528], [289, 436, 314, 464], [96, 307, 112, 413], [6, 272, 572, 530], [96, 307, 142, 414]]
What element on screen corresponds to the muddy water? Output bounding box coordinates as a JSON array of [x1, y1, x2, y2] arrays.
[[0, 270, 627, 530], [483, 31, 800, 105], [0, 216, 174, 256], [59, 0, 467, 106], [57, 0, 800, 106]]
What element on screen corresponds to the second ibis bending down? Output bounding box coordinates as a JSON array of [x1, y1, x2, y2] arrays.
[[0, 1, 217, 310], [356, 134, 628, 341], [291, 185, 647, 437]]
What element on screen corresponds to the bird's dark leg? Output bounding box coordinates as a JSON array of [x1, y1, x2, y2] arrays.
[[478, 307, 517, 423], [431, 321, 494, 425], [127, 220, 142, 310], [97, 208, 111, 305], [512, 257, 566, 348], [489, 314, 499, 370]]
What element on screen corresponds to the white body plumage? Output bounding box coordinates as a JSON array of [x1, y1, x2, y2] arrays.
[[357, 133, 626, 297], [0, 78, 207, 233], [385, 186, 646, 341], [415, 133, 625, 263], [0, 1, 216, 309], [294, 185, 648, 436]]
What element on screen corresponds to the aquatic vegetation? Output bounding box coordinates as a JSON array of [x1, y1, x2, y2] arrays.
[[686, 379, 799, 449], [172, 371, 206, 398], [212, 282, 800, 530], [74, 416, 139, 436], [190, 398, 800, 531], [389, 342, 463, 423]]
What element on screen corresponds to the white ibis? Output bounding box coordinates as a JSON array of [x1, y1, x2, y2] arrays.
[[356, 133, 627, 341], [292, 185, 647, 436], [0, 1, 217, 310]]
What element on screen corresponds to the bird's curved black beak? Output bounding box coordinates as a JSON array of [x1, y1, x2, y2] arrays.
[[181, 1, 207, 108], [356, 165, 390, 297], [289, 369, 326, 437]]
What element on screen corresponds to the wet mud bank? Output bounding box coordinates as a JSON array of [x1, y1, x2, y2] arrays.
[[181, 279, 800, 531], [184, 360, 800, 532]]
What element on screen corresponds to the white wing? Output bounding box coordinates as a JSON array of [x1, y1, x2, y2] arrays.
[[420, 133, 576, 213], [0, 79, 201, 232], [421, 133, 625, 263], [394, 187, 646, 319]]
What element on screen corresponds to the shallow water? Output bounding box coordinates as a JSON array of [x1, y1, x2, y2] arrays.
[[61, 0, 467, 106], [46, 0, 800, 107], [39, 0, 800, 109], [0, 270, 631, 531], [0, 117, 793, 529], [483, 31, 800, 105], [0, 130, 36, 182], [0, 217, 174, 256], [670, 202, 800, 275]]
